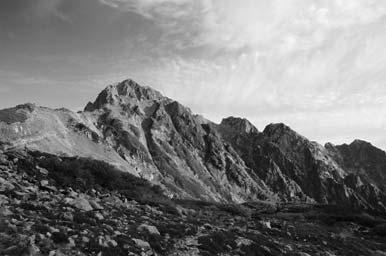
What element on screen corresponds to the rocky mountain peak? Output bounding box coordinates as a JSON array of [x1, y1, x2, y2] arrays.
[[262, 123, 306, 145], [349, 139, 374, 148], [336, 139, 386, 162], [15, 103, 36, 112], [263, 123, 291, 136], [84, 79, 166, 111], [220, 116, 258, 134]]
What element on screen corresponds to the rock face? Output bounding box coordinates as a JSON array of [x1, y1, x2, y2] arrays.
[[0, 79, 386, 213], [218, 119, 386, 213], [326, 140, 386, 192]]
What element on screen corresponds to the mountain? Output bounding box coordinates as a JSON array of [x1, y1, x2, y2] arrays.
[[0, 80, 273, 203], [1, 79, 386, 214]]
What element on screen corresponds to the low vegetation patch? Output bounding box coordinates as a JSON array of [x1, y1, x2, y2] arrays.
[[18, 151, 168, 205]]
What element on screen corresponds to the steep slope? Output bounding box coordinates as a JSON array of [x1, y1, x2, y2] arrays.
[[217, 118, 309, 202], [0, 80, 274, 203], [326, 140, 386, 192], [0, 103, 131, 171], [218, 118, 386, 213], [82, 80, 274, 202]]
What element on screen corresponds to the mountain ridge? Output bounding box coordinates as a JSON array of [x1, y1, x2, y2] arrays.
[[1, 78, 386, 213]]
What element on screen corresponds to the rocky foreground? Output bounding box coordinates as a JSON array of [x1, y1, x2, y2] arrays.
[[1, 150, 386, 256]]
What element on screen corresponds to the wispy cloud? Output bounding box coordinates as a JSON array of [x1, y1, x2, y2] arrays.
[[99, 0, 196, 19], [99, 0, 386, 51], [2, 0, 386, 149], [33, 0, 71, 22]]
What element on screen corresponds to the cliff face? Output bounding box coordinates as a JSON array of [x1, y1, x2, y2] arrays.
[[1, 79, 386, 212], [326, 140, 386, 192], [218, 118, 386, 213]]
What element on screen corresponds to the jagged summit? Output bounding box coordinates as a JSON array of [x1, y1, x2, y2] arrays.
[[220, 116, 258, 134], [262, 123, 307, 144], [349, 139, 375, 148], [84, 79, 167, 111]]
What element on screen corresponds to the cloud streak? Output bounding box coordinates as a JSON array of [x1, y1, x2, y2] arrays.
[[97, 0, 386, 148], [1, 0, 386, 149]]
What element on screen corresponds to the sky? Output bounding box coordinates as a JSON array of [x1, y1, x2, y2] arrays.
[[0, 0, 386, 150]]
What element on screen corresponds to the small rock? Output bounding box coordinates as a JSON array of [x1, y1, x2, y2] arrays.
[[98, 235, 117, 248], [98, 236, 107, 247], [67, 190, 78, 198], [89, 200, 103, 210], [260, 220, 271, 229], [7, 223, 17, 233], [68, 237, 76, 247], [284, 245, 294, 251], [37, 166, 49, 175], [48, 250, 66, 256], [94, 212, 104, 220], [0, 177, 15, 192], [68, 197, 93, 212], [298, 253, 312, 256], [40, 180, 49, 186], [63, 212, 74, 221], [107, 239, 118, 247], [113, 231, 122, 236], [235, 237, 253, 247], [203, 223, 213, 230], [132, 238, 151, 250], [49, 227, 60, 233], [0, 207, 13, 216], [137, 224, 160, 236], [63, 197, 74, 204], [0, 194, 9, 205], [261, 246, 271, 253]]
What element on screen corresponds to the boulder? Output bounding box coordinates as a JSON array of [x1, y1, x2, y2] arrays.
[[67, 197, 93, 212], [137, 223, 160, 236], [89, 200, 103, 210], [132, 238, 151, 250], [0, 177, 15, 192]]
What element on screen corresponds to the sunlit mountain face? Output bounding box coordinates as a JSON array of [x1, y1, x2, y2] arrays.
[[1, 0, 386, 149]]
